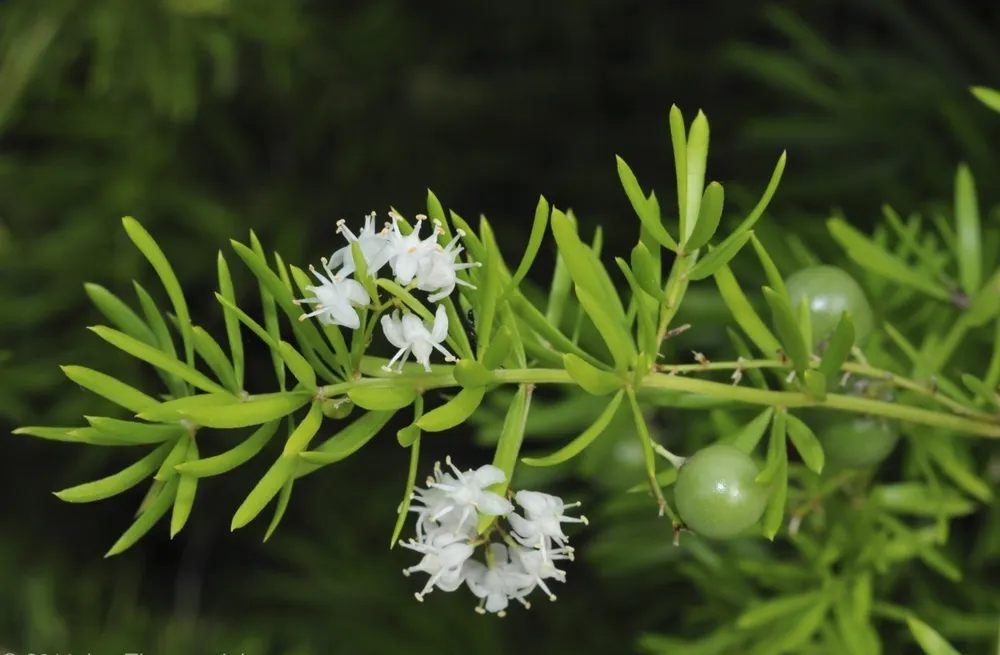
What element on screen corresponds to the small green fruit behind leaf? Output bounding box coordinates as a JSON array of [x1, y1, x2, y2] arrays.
[[814, 413, 900, 470], [674, 443, 769, 540], [784, 266, 874, 350]]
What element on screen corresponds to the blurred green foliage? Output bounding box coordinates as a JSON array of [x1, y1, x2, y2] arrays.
[[3, 1, 1000, 653]]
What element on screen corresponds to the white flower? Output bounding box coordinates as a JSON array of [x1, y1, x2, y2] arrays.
[[414, 228, 481, 302], [508, 490, 588, 551], [294, 259, 370, 329], [510, 545, 573, 602], [385, 212, 441, 285], [328, 212, 393, 278], [464, 544, 535, 616], [408, 457, 514, 540], [399, 531, 475, 601], [380, 304, 456, 372]]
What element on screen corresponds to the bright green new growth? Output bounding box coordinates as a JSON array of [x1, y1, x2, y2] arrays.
[[11, 95, 1000, 651]]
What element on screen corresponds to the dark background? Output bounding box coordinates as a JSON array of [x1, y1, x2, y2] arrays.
[[2, 1, 999, 653]]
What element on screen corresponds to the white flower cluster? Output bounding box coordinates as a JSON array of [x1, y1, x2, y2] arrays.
[[399, 456, 588, 617], [294, 211, 480, 371]]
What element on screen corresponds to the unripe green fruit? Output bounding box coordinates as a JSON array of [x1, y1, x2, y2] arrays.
[[784, 265, 875, 349], [674, 444, 769, 540], [817, 415, 900, 469]]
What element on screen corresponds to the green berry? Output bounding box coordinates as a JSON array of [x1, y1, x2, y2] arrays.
[[817, 415, 900, 470], [785, 265, 874, 349], [674, 444, 769, 540]]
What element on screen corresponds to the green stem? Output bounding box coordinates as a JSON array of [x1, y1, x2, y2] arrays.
[[656, 358, 991, 421], [322, 363, 1000, 438]]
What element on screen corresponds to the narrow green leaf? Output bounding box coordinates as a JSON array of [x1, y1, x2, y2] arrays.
[[522, 390, 624, 466], [497, 196, 550, 305], [170, 440, 199, 537], [550, 209, 626, 320], [510, 295, 607, 370], [231, 456, 296, 530], [61, 365, 159, 414], [737, 592, 821, 629], [750, 233, 789, 301], [774, 600, 832, 652], [818, 311, 855, 384], [731, 151, 787, 239], [630, 242, 666, 301], [349, 240, 379, 303], [616, 156, 679, 251], [729, 408, 774, 453], [796, 292, 813, 352], [955, 164, 982, 296], [122, 217, 194, 367], [961, 373, 1000, 410], [479, 385, 530, 533], [417, 386, 487, 433], [546, 213, 575, 328], [714, 264, 783, 356], [615, 258, 657, 354], [757, 410, 787, 486], [785, 413, 825, 473], [298, 410, 397, 468], [232, 240, 342, 375], [827, 218, 951, 301], [575, 284, 636, 370], [681, 111, 710, 244], [563, 353, 621, 397], [105, 476, 179, 557], [482, 325, 513, 370], [174, 421, 278, 478], [84, 283, 155, 346], [216, 252, 244, 388], [873, 483, 977, 517], [283, 401, 324, 455], [54, 441, 174, 503], [154, 435, 190, 481], [348, 385, 417, 411], [136, 393, 241, 422], [278, 341, 317, 390], [250, 232, 286, 389], [377, 279, 436, 324], [391, 403, 423, 547], [131, 280, 185, 399], [88, 326, 230, 395], [763, 287, 810, 377], [85, 417, 185, 445], [972, 85, 1000, 113], [12, 426, 111, 445], [927, 442, 993, 504], [687, 230, 754, 281], [263, 475, 295, 543], [907, 617, 962, 655], [475, 224, 503, 355], [426, 189, 451, 238], [178, 392, 312, 429], [669, 105, 688, 233], [761, 456, 788, 541], [626, 388, 671, 519], [191, 325, 239, 393], [803, 370, 827, 402], [684, 181, 725, 252]]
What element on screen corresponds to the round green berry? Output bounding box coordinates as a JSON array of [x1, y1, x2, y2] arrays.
[[817, 416, 900, 470], [784, 265, 874, 349], [674, 444, 769, 540]]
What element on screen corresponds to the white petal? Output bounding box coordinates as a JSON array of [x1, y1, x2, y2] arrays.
[[472, 465, 507, 487], [476, 492, 514, 517], [430, 303, 450, 342], [324, 299, 361, 329], [340, 279, 371, 306], [381, 313, 407, 349]]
